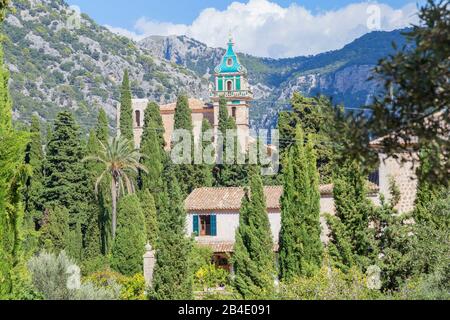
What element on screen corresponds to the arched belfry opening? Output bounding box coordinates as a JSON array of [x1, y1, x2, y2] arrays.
[[226, 80, 233, 91], [135, 110, 141, 127]]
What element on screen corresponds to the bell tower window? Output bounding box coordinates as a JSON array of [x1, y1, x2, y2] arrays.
[[226, 58, 233, 66], [135, 110, 141, 127], [226, 80, 233, 91]]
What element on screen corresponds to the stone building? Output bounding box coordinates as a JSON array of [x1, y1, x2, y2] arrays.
[[129, 37, 253, 149], [184, 183, 380, 270]]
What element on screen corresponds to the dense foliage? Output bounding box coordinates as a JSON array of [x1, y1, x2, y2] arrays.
[[278, 127, 323, 280], [233, 167, 275, 299]]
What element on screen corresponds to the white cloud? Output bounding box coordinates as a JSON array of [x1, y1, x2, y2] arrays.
[[106, 0, 419, 58]]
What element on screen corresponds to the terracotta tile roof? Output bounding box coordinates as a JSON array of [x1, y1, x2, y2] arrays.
[[185, 183, 379, 211], [160, 98, 210, 111], [197, 240, 279, 253]]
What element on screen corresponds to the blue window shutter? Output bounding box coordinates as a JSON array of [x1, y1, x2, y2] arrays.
[[210, 215, 217, 236], [193, 215, 199, 236]]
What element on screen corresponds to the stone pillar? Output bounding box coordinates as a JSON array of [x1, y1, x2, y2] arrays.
[[143, 243, 156, 287]]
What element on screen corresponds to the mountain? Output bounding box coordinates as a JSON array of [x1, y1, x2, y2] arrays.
[[2, 0, 208, 129], [2, 0, 408, 131], [139, 30, 408, 129]]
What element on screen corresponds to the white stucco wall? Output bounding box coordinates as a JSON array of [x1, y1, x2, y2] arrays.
[[187, 194, 381, 246]]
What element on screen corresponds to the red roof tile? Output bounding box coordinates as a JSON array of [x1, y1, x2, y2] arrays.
[[185, 183, 379, 211]]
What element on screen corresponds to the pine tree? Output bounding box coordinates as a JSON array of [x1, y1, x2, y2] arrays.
[[278, 93, 334, 183], [330, 159, 374, 268], [278, 127, 323, 280], [95, 109, 109, 144], [152, 166, 192, 300], [119, 70, 134, 142], [0, 40, 29, 298], [42, 112, 90, 258], [214, 96, 248, 187], [138, 189, 158, 248], [233, 166, 275, 298], [111, 194, 147, 276]]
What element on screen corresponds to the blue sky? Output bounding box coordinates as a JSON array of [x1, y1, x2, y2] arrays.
[[66, 0, 422, 57]]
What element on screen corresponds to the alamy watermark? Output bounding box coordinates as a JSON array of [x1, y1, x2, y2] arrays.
[[170, 129, 280, 176], [366, 4, 382, 30]]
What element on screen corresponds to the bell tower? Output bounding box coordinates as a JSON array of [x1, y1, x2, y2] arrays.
[[211, 36, 253, 141]]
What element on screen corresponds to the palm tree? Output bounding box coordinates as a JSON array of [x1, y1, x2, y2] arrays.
[[83, 135, 147, 239]]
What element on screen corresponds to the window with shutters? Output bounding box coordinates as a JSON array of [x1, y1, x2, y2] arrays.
[[193, 214, 217, 237]]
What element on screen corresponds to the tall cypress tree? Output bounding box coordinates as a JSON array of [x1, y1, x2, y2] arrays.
[[39, 206, 69, 253], [152, 165, 192, 300], [172, 95, 198, 195], [0, 39, 29, 298], [233, 166, 275, 298], [95, 109, 109, 144], [93, 112, 112, 253], [330, 159, 373, 268], [278, 127, 323, 280], [111, 194, 147, 276], [140, 102, 165, 198], [83, 130, 104, 261], [119, 70, 134, 142], [24, 115, 45, 223], [138, 189, 158, 248], [193, 119, 214, 188], [214, 96, 248, 187]]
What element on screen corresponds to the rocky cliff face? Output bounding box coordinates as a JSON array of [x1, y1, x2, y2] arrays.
[[3, 0, 208, 129], [4, 0, 407, 131]]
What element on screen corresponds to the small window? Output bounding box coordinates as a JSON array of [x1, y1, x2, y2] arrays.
[[232, 107, 237, 119], [135, 110, 141, 127], [200, 215, 211, 236], [226, 58, 233, 66], [193, 215, 217, 237], [227, 80, 233, 91]]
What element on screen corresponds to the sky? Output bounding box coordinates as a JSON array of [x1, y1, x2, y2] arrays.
[[66, 0, 423, 58]]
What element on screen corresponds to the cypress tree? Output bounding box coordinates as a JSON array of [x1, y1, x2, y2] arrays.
[[138, 189, 158, 248], [140, 102, 164, 198], [0, 40, 29, 297], [152, 166, 192, 300], [172, 95, 200, 195], [119, 70, 134, 142], [193, 119, 213, 188], [330, 159, 373, 268], [111, 194, 147, 276], [39, 206, 69, 253], [24, 115, 45, 223], [278, 127, 323, 280], [233, 166, 275, 299], [214, 96, 248, 187], [83, 130, 104, 261], [95, 109, 109, 144]]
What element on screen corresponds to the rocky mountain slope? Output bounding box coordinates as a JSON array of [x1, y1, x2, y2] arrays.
[[139, 30, 408, 129], [3, 0, 208, 129]]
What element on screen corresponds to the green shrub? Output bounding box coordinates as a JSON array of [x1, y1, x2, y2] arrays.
[[28, 251, 120, 300], [279, 265, 381, 300]]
